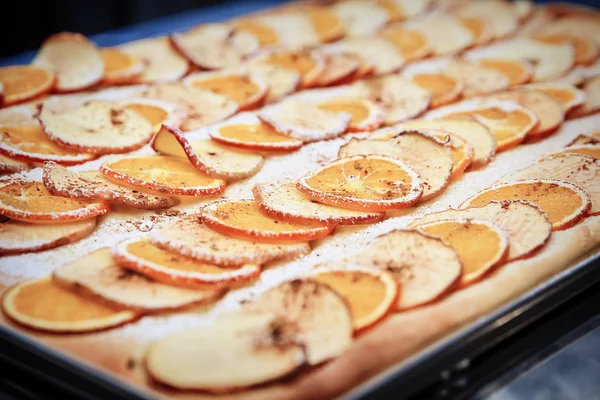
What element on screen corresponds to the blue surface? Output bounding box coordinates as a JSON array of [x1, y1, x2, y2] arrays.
[[0, 0, 291, 67]]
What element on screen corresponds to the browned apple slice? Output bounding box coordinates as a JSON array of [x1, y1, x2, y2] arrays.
[[119, 37, 189, 83], [43, 162, 179, 210], [242, 279, 353, 365], [149, 215, 310, 268], [0, 218, 96, 256], [32, 32, 104, 93], [568, 76, 600, 119], [349, 230, 462, 310], [54, 248, 225, 312]]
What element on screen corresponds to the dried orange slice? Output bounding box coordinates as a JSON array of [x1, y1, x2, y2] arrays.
[[547, 144, 600, 160], [118, 98, 185, 132], [526, 83, 586, 113], [435, 132, 474, 180], [306, 6, 345, 43], [314, 53, 361, 87], [0, 125, 94, 165], [238, 63, 300, 104], [140, 84, 238, 131], [309, 267, 398, 333], [232, 18, 280, 47], [402, 14, 474, 56], [409, 200, 552, 261], [101, 48, 145, 85], [100, 155, 226, 197], [150, 215, 310, 268], [151, 125, 264, 181], [0, 65, 55, 106], [411, 73, 463, 108], [43, 162, 178, 210], [379, 26, 431, 61], [350, 230, 462, 310], [0, 218, 96, 256], [183, 71, 267, 111], [459, 17, 493, 45], [0, 179, 108, 223], [443, 59, 510, 98], [0, 154, 28, 174], [341, 131, 453, 201], [39, 100, 154, 155], [500, 154, 600, 216], [255, 49, 325, 89], [415, 219, 509, 286], [477, 58, 533, 86], [113, 238, 261, 289], [201, 200, 333, 242], [54, 248, 225, 312], [350, 75, 431, 125], [2, 277, 136, 333], [533, 33, 598, 66], [258, 100, 351, 143], [462, 179, 591, 231], [568, 76, 600, 119], [377, 0, 433, 22], [453, 0, 519, 39], [119, 37, 189, 83], [253, 183, 385, 225], [209, 113, 302, 152], [332, 0, 389, 37], [427, 99, 538, 151], [32, 32, 104, 93], [490, 89, 564, 140], [317, 97, 384, 132], [396, 119, 497, 169], [297, 155, 423, 212], [321, 38, 404, 75]]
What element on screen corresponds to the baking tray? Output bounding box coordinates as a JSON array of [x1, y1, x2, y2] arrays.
[[2, 1, 600, 399]]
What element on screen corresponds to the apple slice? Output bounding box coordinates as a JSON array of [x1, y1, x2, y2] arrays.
[[170, 24, 259, 70], [101, 48, 144, 86], [0, 154, 28, 174], [500, 154, 600, 215], [243, 279, 353, 365], [526, 82, 586, 113], [43, 162, 178, 210], [314, 53, 361, 87], [0, 218, 96, 256], [140, 83, 238, 131], [119, 37, 188, 83], [0, 179, 109, 223], [477, 58, 533, 86], [332, 0, 389, 36], [297, 155, 424, 211], [442, 59, 510, 97], [145, 313, 306, 393], [0, 65, 55, 106], [238, 63, 300, 104], [0, 125, 95, 165], [568, 76, 600, 119], [38, 100, 154, 155], [258, 99, 351, 143], [253, 182, 385, 225], [54, 248, 225, 312], [183, 70, 267, 111], [118, 98, 185, 132], [231, 17, 280, 48], [151, 125, 264, 180], [376, 0, 434, 21], [349, 230, 462, 310], [411, 73, 463, 108], [150, 215, 310, 268], [340, 130, 453, 201], [201, 200, 334, 242], [2, 277, 136, 333], [459, 16, 494, 46], [317, 97, 385, 132], [396, 119, 497, 169], [408, 200, 552, 261], [461, 179, 591, 231], [239, 11, 321, 48], [252, 49, 325, 89], [33, 32, 103, 93], [113, 238, 260, 289], [349, 75, 431, 125], [534, 15, 600, 49], [321, 38, 405, 75], [378, 26, 431, 61], [453, 0, 519, 39], [533, 33, 598, 66], [402, 14, 474, 56]]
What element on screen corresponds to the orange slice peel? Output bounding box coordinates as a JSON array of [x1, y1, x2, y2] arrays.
[[0, 65, 55, 106]]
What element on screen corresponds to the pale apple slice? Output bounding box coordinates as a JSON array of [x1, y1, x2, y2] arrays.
[[117, 98, 186, 132], [38, 100, 154, 155], [340, 130, 453, 201], [238, 63, 300, 104], [408, 200, 552, 261], [349, 75, 431, 125], [568, 76, 600, 119], [443, 59, 510, 97], [396, 119, 497, 169], [402, 14, 474, 56], [532, 33, 598, 66], [258, 99, 351, 143], [377, 0, 435, 21], [43, 162, 178, 210], [119, 37, 189, 83], [319, 45, 374, 80], [500, 154, 600, 215], [349, 230, 462, 310], [243, 279, 353, 365], [151, 125, 264, 181], [317, 97, 385, 132], [32, 32, 104, 93], [465, 38, 575, 82], [453, 0, 520, 39], [146, 313, 306, 393], [140, 84, 238, 131], [253, 182, 385, 225], [315, 53, 361, 87], [251, 49, 325, 89], [0, 218, 96, 256], [170, 24, 259, 70], [526, 82, 586, 113], [321, 38, 405, 75], [150, 215, 310, 268], [0, 154, 28, 174], [54, 248, 225, 312], [332, 0, 389, 36], [101, 48, 145, 85]]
